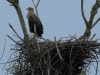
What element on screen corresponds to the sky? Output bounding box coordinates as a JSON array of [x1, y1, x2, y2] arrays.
[[0, 0, 100, 75]]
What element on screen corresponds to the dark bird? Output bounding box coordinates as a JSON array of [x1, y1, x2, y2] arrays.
[[26, 7, 43, 37]]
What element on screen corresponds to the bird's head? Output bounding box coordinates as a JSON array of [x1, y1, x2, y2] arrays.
[[26, 7, 34, 12]]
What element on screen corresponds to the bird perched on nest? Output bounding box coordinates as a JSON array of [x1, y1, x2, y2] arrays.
[[26, 7, 43, 37]]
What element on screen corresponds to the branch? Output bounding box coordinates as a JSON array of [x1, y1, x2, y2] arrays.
[[92, 17, 100, 28], [0, 36, 7, 61], [36, 0, 40, 8], [7, 0, 19, 6], [89, 1, 99, 27], [9, 23, 23, 41], [81, 0, 88, 26], [90, 34, 96, 40], [54, 36, 63, 60], [32, 0, 36, 7], [83, 0, 100, 41], [32, 0, 40, 17], [7, 0, 28, 41], [7, 35, 21, 45]]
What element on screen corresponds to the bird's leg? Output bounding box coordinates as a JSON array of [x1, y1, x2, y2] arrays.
[[31, 33, 36, 39], [31, 33, 40, 40], [31, 33, 34, 37]]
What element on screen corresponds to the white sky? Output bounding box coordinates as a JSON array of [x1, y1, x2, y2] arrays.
[[0, 0, 100, 75]]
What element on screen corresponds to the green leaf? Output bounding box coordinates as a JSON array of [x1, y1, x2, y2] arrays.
[[80, 71, 86, 75], [13, 65, 19, 71]]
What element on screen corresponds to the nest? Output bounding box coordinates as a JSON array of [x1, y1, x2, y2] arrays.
[[6, 35, 100, 75]]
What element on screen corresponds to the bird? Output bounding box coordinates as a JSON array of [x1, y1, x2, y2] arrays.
[[26, 7, 43, 37]]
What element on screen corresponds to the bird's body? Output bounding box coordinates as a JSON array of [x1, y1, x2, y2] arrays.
[[26, 7, 43, 37]]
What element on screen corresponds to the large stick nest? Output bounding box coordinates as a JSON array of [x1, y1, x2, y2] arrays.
[[6, 35, 100, 75]]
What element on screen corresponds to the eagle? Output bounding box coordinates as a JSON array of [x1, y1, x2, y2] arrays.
[[26, 7, 43, 37]]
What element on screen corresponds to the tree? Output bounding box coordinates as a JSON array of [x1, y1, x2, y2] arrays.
[[2, 0, 100, 75]]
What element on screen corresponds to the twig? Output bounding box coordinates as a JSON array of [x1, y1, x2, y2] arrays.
[[2, 50, 17, 71], [95, 57, 98, 75], [92, 17, 100, 28], [36, 0, 40, 8], [32, 0, 36, 8], [70, 40, 77, 75], [32, 0, 40, 17], [90, 34, 96, 40], [9, 23, 23, 41], [0, 36, 7, 61], [54, 36, 63, 60], [9, 4, 13, 6], [47, 51, 51, 75], [7, 35, 21, 46], [95, 38, 100, 42]]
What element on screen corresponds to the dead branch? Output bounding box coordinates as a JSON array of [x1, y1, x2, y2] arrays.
[[0, 36, 7, 61], [54, 36, 63, 60], [7, 35, 21, 46], [36, 0, 40, 8], [7, 0, 28, 41], [32, 0, 40, 17], [81, 0, 88, 26], [9, 23, 23, 41], [92, 17, 100, 28], [82, 0, 100, 41]]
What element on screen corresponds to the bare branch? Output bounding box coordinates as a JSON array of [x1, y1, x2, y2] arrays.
[[54, 36, 63, 60], [83, 0, 100, 41], [7, 0, 28, 41], [2, 49, 17, 71], [90, 34, 96, 40], [9, 23, 23, 41], [36, 0, 40, 8], [81, 0, 88, 26], [92, 17, 100, 28], [0, 36, 7, 61], [32, 0, 36, 8], [47, 52, 51, 75], [7, 35, 21, 46], [32, 0, 39, 17]]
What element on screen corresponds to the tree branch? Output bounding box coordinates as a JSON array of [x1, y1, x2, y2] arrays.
[[36, 0, 40, 8], [7, 35, 21, 45], [82, 0, 100, 41], [9, 23, 23, 41], [81, 0, 88, 26], [92, 17, 100, 28], [54, 36, 63, 60], [32, 0, 40, 17], [7, 0, 28, 41], [89, 2, 98, 27]]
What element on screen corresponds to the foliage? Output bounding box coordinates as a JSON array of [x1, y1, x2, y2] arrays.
[[80, 71, 86, 75]]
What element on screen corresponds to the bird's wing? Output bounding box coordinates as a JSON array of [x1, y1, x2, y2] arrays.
[[30, 13, 43, 27]]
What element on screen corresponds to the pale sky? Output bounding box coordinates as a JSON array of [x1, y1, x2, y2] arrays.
[[0, 0, 100, 75]]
